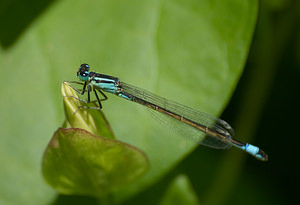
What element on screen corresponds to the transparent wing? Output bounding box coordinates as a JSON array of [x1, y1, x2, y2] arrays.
[[120, 82, 233, 149]]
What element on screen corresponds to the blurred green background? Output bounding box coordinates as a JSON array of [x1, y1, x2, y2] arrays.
[[0, 0, 299, 205]]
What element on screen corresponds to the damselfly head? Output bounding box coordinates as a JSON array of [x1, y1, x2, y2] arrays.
[[77, 64, 90, 81]]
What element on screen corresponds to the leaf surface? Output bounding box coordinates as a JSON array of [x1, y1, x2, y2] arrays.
[[0, 0, 257, 204]]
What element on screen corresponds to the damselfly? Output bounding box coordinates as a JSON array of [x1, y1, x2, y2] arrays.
[[65, 64, 268, 161]]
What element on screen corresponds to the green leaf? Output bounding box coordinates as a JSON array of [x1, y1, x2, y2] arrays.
[[42, 128, 149, 198], [159, 175, 200, 205], [42, 83, 148, 199], [0, 0, 258, 204]]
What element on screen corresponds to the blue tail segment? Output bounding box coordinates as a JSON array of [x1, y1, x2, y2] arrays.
[[232, 138, 268, 161]]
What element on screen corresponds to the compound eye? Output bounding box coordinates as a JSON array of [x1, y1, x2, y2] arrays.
[[78, 70, 89, 81], [77, 64, 90, 81], [81, 63, 90, 71], [82, 70, 90, 77]]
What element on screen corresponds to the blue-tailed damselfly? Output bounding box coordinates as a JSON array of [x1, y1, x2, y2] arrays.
[[65, 64, 268, 161]]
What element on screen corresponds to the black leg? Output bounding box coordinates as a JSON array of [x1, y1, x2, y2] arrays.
[[74, 87, 101, 112], [63, 81, 87, 96], [93, 88, 110, 109], [96, 89, 108, 101], [63, 81, 107, 114], [64, 81, 85, 85], [87, 84, 91, 103], [63, 81, 90, 104], [81, 82, 87, 95], [93, 88, 102, 109]]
